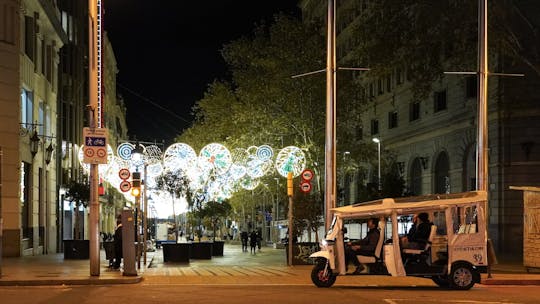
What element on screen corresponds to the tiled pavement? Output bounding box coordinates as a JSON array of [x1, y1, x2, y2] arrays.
[[1, 243, 540, 286]]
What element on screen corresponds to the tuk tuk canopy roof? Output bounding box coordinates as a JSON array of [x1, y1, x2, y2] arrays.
[[331, 191, 487, 219]]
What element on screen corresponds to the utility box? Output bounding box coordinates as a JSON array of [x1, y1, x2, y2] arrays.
[[510, 186, 540, 271], [121, 209, 137, 276]]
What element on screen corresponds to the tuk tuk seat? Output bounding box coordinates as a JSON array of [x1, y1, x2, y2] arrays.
[[402, 224, 437, 255], [357, 220, 385, 264]]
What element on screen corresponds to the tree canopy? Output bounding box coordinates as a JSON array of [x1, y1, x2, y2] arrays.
[[345, 0, 540, 98]]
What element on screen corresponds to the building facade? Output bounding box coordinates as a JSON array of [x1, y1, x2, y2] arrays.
[[0, 0, 128, 257], [301, 0, 540, 259], [0, 0, 67, 256]]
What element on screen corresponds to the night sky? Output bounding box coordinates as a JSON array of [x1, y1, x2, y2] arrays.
[[103, 1, 301, 144]]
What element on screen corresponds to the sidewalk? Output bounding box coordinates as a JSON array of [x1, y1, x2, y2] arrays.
[[0, 250, 152, 286], [1, 244, 539, 286]]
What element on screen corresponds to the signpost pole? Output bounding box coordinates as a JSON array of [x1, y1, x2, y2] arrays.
[[287, 172, 294, 266]]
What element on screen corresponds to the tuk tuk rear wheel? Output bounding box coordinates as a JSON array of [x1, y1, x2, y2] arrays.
[[432, 275, 450, 288], [449, 263, 475, 290], [311, 260, 336, 288]]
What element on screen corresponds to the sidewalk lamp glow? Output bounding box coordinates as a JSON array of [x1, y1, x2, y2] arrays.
[[372, 138, 381, 192]]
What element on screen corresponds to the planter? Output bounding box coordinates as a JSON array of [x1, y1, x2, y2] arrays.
[[285, 242, 319, 265], [212, 241, 225, 256], [162, 242, 191, 263], [63, 240, 90, 259], [191, 241, 213, 259]]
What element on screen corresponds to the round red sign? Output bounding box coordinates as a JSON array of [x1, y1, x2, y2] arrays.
[[119, 168, 131, 180], [300, 181, 312, 193], [119, 180, 131, 192], [301, 169, 314, 181]]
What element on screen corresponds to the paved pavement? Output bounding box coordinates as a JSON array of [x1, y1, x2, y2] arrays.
[[1, 243, 539, 286]]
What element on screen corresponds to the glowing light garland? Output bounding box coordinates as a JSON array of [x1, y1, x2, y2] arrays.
[[95, 142, 307, 208]]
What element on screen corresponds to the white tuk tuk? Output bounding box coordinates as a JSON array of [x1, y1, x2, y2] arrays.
[[310, 191, 490, 290]]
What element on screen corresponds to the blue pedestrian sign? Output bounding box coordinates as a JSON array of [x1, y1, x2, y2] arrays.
[[86, 137, 106, 147]]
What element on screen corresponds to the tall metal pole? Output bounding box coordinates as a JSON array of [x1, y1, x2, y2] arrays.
[[324, 0, 337, 231], [478, 0, 492, 279], [88, 0, 100, 276], [143, 164, 148, 266], [287, 172, 294, 266], [0, 147, 3, 277], [477, 0, 488, 193], [377, 141, 381, 192]]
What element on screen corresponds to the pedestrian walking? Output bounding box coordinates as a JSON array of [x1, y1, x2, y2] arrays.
[[256, 228, 262, 252], [241, 230, 249, 252], [249, 230, 258, 254]]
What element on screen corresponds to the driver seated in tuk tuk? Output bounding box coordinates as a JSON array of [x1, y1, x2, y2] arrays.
[[345, 218, 380, 274], [401, 212, 432, 250]]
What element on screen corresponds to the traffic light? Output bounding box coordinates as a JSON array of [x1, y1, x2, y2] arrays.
[[131, 171, 141, 197]]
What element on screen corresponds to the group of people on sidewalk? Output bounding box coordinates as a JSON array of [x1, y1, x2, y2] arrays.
[[240, 230, 262, 254], [344, 213, 432, 274]]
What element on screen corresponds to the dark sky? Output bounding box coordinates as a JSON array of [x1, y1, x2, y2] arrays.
[[104, 1, 301, 145]]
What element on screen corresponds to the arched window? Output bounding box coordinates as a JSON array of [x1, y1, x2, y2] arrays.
[[410, 158, 422, 195], [434, 151, 450, 194]]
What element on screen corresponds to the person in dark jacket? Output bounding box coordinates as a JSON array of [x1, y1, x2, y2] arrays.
[[240, 231, 249, 252], [402, 212, 432, 249], [113, 219, 123, 269], [249, 230, 258, 254], [345, 218, 380, 274]]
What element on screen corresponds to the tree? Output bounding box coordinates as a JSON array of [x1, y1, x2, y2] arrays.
[[292, 191, 324, 243], [346, 0, 540, 99], [199, 200, 232, 241], [154, 169, 192, 243], [64, 180, 90, 240]]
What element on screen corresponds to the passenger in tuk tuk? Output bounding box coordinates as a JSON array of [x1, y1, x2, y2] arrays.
[[345, 218, 380, 274], [401, 212, 432, 250]]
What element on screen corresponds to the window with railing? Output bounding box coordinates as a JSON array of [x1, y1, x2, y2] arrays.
[[21, 89, 34, 126], [433, 90, 447, 113], [388, 111, 398, 129], [370, 119, 379, 135], [410, 101, 420, 121]]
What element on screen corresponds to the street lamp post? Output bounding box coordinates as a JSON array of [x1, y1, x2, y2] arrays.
[[131, 142, 144, 269], [274, 177, 279, 243], [372, 138, 381, 193], [340, 151, 350, 206]]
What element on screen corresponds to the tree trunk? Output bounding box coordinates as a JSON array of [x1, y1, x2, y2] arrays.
[[172, 194, 179, 243], [73, 201, 80, 240]]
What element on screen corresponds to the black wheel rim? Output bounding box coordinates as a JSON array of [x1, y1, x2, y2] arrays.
[[453, 267, 473, 287]]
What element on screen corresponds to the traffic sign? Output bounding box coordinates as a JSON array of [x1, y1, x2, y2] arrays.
[[119, 168, 131, 180], [300, 181, 312, 193], [83, 127, 109, 164], [301, 169, 314, 181], [119, 180, 131, 192]]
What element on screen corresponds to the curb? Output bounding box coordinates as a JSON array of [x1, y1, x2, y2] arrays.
[[0, 276, 143, 286], [481, 278, 540, 285]]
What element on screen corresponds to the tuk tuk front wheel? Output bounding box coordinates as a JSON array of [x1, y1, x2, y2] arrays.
[[449, 263, 475, 290], [311, 260, 336, 288]]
